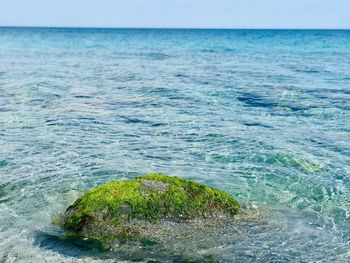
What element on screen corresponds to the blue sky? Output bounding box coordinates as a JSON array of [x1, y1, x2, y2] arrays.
[[0, 0, 349, 29]]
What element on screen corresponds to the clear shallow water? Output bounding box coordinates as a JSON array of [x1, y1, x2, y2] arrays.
[[0, 28, 349, 262]]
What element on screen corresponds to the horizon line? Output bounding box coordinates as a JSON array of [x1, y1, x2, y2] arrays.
[[0, 25, 349, 31]]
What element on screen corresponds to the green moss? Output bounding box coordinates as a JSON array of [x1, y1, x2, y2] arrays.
[[62, 180, 143, 230], [61, 174, 239, 239]]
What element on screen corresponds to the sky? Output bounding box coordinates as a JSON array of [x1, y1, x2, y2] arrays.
[[0, 0, 349, 29]]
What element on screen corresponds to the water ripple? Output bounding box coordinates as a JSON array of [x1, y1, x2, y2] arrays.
[[0, 28, 349, 262]]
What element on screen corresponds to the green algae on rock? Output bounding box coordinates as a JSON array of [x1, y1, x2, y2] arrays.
[[60, 174, 239, 242]]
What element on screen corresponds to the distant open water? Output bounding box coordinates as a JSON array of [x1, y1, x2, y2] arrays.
[[0, 28, 349, 262]]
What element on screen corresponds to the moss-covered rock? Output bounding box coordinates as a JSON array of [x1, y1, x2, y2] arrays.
[[60, 174, 239, 243]]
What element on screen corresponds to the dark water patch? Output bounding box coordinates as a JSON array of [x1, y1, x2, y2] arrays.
[[74, 95, 93, 99], [124, 133, 142, 138], [312, 93, 329, 99], [237, 92, 278, 108], [237, 92, 311, 112], [0, 160, 9, 167], [174, 73, 189, 78], [77, 117, 108, 125], [120, 116, 165, 127], [283, 105, 311, 112], [150, 122, 165, 127], [168, 94, 191, 100], [243, 122, 273, 128], [120, 116, 152, 124], [46, 121, 62, 126], [200, 48, 219, 53], [293, 68, 322, 74], [76, 117, 97, 121]]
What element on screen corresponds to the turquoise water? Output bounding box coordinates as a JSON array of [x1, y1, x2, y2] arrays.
[[0, 28, 349, 262]]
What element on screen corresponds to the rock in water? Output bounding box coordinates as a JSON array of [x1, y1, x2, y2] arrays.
[[60, 174, 240, 246]]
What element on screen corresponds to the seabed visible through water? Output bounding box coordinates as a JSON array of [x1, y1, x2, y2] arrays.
[[0, 28, 349, 262]]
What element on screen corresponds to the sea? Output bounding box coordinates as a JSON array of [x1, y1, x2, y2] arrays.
[[0, 28, 349, 262]]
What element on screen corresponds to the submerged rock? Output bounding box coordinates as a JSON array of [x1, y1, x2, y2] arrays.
[[60, 174, 239, 245], [271, 153, 325, 173]]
